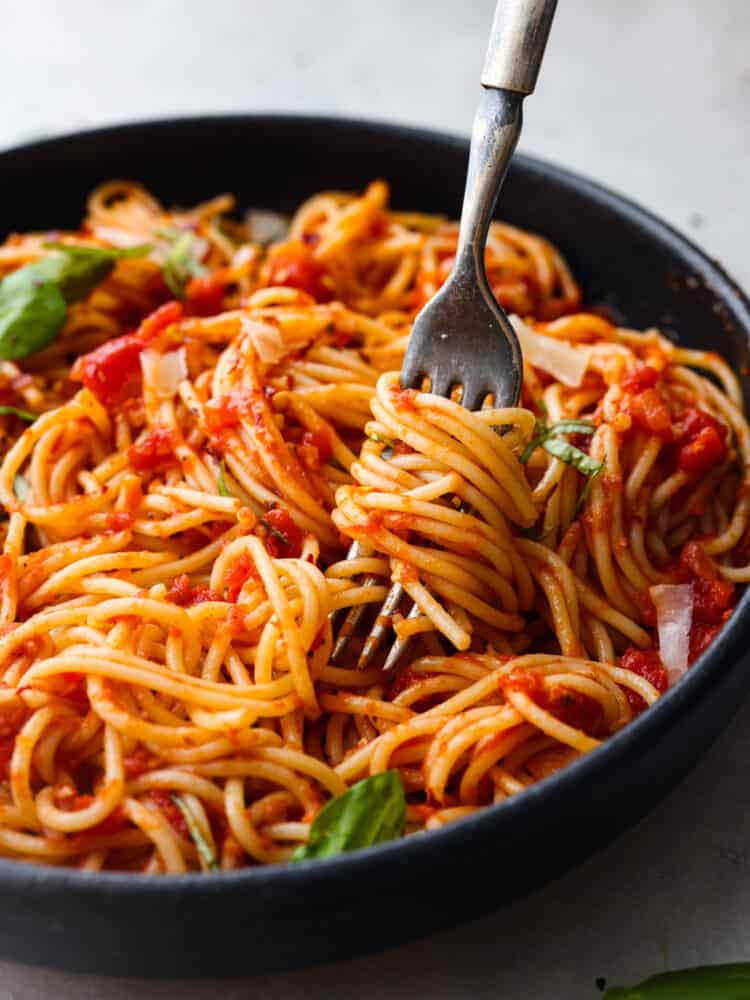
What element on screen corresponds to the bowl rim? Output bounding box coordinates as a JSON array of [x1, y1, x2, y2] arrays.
[[1, 111, 749, 899]]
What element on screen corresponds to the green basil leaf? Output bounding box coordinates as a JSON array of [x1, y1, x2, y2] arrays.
[[217, 459, 232, 498], [542, 435, 604, 478], [574, 469, 597, 515], [13, 471, 29, 501], [259, 516, 289, 546], [603, 962, 750, 999], [520, 419, 550, 464], [0, 243, 150, 362], [170, 794, 219, 872], [292, 771, 406, 862], [0, 280, 67, 361], [43, 241, 150, 260], [163, 233, 207, 298], [0, 405, 37, 423], [40, 242, 150, 303]]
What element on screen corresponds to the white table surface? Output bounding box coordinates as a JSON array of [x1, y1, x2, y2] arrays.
[[0, 1, 748, 996]]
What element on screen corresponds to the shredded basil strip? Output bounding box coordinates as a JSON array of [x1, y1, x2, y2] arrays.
[[0, 405, 37, 423], [170, 794, 219, 872], [519, 419, 599, 473], [0, 243, 150, 361], [12, 471, 29, 501], [574, 462, 603, 515], [216, 459, 232, 498], [542, 435, 603, 478], [291, 771, 406, 862], [163, 233, 207, 298], [259, 516, 289, 546], [603, 962, 750, 999]]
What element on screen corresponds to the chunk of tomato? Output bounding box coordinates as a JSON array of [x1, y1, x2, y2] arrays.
[[620, 647, 669, 716], [262, 507, 304, 558], [266, 242, 331, 302]]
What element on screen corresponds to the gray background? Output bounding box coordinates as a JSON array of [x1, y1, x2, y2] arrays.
[[0, 1, 748, 996]]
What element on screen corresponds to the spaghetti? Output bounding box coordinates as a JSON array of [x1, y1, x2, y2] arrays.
[[0, 180, 744, 872]]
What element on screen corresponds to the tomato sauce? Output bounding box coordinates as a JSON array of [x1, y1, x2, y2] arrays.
[[128, 426, 178, 473], [148, 789, 189, 839], [166, 574, 218, 607], [0, 697, 29, 779], [299, 427, 333, 469], [123, 746, 154, 778], [500, 671, 605, 737], [620, 648, 669, 715], [223, 552, 257, 602], [72, 301, 183, 406], [185, 273, 226, 316], [673, 406, 728, 475], [266, 242, 331, 302]]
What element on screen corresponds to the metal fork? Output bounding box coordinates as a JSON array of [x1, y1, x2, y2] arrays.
[[332, 0, 557, 671]]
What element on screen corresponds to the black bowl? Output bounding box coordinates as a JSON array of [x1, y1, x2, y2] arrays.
[[1, 115, 749, 978]]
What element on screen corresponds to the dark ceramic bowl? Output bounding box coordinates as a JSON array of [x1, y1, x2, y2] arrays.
[[0, 115, 748, 978]]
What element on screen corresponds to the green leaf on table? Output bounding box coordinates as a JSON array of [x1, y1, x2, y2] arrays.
[[603, 962, 750, 998], [291, 771, 406, 862]]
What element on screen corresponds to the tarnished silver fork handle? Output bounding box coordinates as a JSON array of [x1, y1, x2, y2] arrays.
[[331, 0, 557, 671]]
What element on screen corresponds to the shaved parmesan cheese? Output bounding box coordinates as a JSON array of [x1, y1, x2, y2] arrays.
[[243, 317, 286, 365], [246, 209, 289, 246], [649, 583, 694, 682], [140, 347, 187, 400], [510, 315, 592, 388], [90, 225, 154, 250]]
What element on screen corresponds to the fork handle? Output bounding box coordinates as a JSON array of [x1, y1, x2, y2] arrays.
[[455, 0, 556, 275], [482, 0, 557, 95]]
